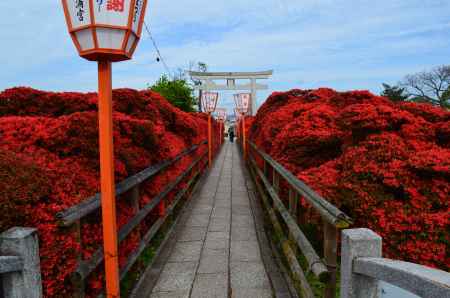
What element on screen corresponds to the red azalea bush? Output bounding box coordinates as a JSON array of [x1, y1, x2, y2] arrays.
[[243, 116, 255, 137], [0, 87, 221, 296], [250, 88, 450, 270]]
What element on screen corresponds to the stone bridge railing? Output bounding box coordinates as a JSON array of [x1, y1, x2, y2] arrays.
[[341, 228, 450, 298], [0, 227, 43, 298]]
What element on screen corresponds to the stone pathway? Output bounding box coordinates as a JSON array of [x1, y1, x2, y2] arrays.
[[149, 142, 273, 298]]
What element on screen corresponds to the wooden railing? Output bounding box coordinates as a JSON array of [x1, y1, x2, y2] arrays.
[[56, 140, 209, 296], [245, 140, 352, 298]]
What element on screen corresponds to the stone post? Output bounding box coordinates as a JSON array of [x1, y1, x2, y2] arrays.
[[341, 228, 382, 298], [0, 227, 43, 298]]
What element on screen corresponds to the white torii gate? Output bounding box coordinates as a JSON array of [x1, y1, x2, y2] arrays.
[[189, 70, 273, 116]]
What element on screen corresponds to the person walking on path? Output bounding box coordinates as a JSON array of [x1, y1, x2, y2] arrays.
[[228, 126, 235, 143]]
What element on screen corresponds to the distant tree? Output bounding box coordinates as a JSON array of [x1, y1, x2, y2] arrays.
[[150, 75, 196, 112], [442, 87, 450, 109], [380, 83, 409, 102], [400, 65, 450, 108], [188, 61, 208, 112]]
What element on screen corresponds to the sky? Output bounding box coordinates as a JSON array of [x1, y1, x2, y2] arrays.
[[1, 0, 450, 111]]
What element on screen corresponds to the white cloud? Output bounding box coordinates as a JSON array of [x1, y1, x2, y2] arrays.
[[0, 0, 449, 104]]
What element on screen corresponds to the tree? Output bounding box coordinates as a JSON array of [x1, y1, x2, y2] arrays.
[[380, 83, 409, 102], [150, 75, 196, 112], [400, 65, 450, 108], [188, 62, 208, 112], [442, 87, 450, 108]]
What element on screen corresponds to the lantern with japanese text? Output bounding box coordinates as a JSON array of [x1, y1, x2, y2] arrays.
[[234, 93, 251, 114], [234, 108, 241, 120], [61, 1, 149, 297], [201, 92, 219, 114], [234, 93, 250, 159], [62, 0, 148, 62], [201, 92, 219, 168], [215, 108, 227, 145], [216, 108, 227, 122]]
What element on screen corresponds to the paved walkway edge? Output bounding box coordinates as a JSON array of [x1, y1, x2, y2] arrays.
[[131, 143, 294, 298], [130, 159, 213, 298], [240, 151, 296, 298]]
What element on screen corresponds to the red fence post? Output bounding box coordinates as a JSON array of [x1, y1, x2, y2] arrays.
[[243, 116, 247, 160], [208, 114, 212, 168]]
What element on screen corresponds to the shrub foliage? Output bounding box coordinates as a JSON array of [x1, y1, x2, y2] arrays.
[[0, 87, 221, 296], [249, 88, 449, 271]]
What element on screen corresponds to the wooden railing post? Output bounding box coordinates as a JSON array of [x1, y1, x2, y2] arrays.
[[129, 186, 140, 215], [272, 169, 279, 192], [298, 198, 307, 227], [288, 189, 298, 218], [324, 222, 338, 298], [72, 220, 85, 298], [263, 159, 268, 177], [272, 168, 279, 208], [288, 189, 299, 255], [129, 186, 141, 239]]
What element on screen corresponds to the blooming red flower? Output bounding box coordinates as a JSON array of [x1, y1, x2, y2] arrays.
[[0, 87, 222, 297], [250, 88, 450, 271]]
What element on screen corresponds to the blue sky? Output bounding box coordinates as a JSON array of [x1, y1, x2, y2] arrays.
[[1, 0, 450, 111]]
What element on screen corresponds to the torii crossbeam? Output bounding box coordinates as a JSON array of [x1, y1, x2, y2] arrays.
[[189, 70, 273, 115]]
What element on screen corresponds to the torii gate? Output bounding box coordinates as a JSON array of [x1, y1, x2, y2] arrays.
[[189, 70, 273, 115]]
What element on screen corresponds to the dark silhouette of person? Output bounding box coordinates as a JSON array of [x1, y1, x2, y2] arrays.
[[228, 126, 235, 143]]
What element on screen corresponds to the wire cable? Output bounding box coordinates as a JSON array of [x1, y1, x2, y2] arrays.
[[143, 21, 173, 79]]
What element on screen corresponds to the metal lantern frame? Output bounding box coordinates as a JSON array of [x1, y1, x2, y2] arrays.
[[62, 0, 148, 62], [201, 92, 219, 114]]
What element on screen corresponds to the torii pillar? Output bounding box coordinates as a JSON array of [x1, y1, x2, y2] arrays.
[[189, 70, 273, 116]]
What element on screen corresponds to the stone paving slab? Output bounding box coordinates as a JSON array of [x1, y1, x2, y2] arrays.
[[150, 290, 190, 298], [231, 240, 262, 262], [231, 288, 274, 298], [148, 142, 278, 298], [153, 263, 197, 292], [168, 242, 203, 262], [191, 273, 228, 298], [198, 254, 229, 274], [231, 227, 257, 241], [177, 227, 207, 242], [230, 261, 271, 289]]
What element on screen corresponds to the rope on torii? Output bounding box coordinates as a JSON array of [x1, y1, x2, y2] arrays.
[[188, 70, 273, 115]]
